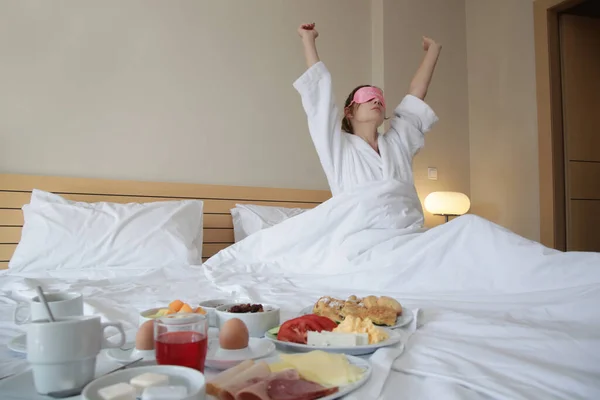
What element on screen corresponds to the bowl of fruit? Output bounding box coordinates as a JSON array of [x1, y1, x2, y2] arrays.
[[139, 300, 206, 325]]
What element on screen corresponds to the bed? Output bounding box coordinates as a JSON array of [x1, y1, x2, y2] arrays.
[[0, 173, 330, 269], [1, 173, 599, 400]]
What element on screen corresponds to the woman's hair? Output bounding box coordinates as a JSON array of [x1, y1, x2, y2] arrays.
[[341, 84, 371, 134]]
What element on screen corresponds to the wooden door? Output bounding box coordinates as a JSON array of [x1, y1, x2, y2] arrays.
[[559, 14, 600, 251]]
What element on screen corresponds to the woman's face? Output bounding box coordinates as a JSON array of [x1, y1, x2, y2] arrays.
[[345, 86, 386, 128], [349, 98, 385, 127]]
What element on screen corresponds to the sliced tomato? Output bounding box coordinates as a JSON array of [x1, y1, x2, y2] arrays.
[[300, 314, 337, 331], [276, 316, 327, 344], [276, 315, 337, 344]]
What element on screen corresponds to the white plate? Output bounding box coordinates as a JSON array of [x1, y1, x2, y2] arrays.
[[105, 347, 156, 364], [264, 328, 402, 356], [205, 337, 275, 370], [260, 353, 371, 400], [82, 365, 205, 400], [7, 333, 26, 354], [299, 305, 414, 329]]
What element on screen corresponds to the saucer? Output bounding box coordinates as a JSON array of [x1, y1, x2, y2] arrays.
[[205, 337, 275, 370], [82, 365, 205, 400], [105, 347, 156, 364], [7, 334, 26, 354]]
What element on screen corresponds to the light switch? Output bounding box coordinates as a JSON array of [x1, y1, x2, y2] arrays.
[[428, 167, 438, 180]]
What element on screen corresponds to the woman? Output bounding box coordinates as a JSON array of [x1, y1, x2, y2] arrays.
[[294, 23, 442, 198]]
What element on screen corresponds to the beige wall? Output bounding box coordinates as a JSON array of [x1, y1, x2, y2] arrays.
[[0, 0, 541, 240], [382, 0, 470, 228], [466, 0, 540, 241], [0, 0, 371, 190]]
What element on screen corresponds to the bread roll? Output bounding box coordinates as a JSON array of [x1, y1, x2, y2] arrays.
[[362, 296, 379, 308], [377, 296, 402, 315]]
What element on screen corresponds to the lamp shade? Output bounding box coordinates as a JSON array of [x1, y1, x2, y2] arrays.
[[424, 191, 471, 216]]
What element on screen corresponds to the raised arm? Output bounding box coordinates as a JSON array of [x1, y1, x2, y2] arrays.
[[293, 23, 344, 194], [298, 23, 320, 68], [388, 37, 441, 157], [408, 37, 442, 100]]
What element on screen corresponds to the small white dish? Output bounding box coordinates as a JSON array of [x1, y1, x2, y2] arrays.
[[82, 365, 206, 400], [215, 303, 280, 338], [198, 299, 232, 327], [106, 347, 156, 364], [260, 354, 372, 400], [7, 333, 27, 354], [205, 337, 275, 370], [299, 305, 414, 329], [265, 327, 403, 356], [139, 306, 209, 326]]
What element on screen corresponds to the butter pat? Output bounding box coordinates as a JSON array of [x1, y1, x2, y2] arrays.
[[307, 331, 369, 347], [130, 372, 170, 391], [141, 385, 188, 400], [98, 382, 136, 400]]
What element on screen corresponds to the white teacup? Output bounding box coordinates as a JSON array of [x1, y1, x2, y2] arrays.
[[14, 292, 83, 325], [26, 315, 126, 395]]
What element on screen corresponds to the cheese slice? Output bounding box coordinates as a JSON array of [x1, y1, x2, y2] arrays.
[[306, 331, 369, 347], [274, 351, 364, 387]]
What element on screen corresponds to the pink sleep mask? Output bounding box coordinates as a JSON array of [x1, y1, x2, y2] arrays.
[[350, 86, 386, 109]]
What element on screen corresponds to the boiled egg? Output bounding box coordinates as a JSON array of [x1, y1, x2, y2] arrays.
[[135, 320, 155, 350], [219, 318, 249, 350]]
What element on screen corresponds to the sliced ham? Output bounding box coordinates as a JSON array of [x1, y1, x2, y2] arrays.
[[217, 362, 272, 400], [267, 378, 339, 400], [235, 370, 301, 400], [207, 360, 255, 396]]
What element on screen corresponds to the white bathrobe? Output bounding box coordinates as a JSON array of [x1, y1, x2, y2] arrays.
[[293, 61, 439, 200]]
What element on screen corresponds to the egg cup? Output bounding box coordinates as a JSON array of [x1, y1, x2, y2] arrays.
[[205, 338, 276, 370]]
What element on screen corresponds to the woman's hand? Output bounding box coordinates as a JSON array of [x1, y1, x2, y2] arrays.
[[409, 37, 442, 100], [298, 23, 320, 68], [422, 36, 441, 52], [298, 23, 319, 40]]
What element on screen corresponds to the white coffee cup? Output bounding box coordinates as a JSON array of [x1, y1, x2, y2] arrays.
[[14, 292, 83, 325], [26, 315, 126, 395]]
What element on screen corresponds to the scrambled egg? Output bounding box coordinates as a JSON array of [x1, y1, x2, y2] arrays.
[[333, 315, 389, 344]]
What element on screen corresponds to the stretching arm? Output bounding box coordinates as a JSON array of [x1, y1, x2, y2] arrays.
[[294, 23, 344, 195], [298, 23, 320, 68], [408, 37, 442, 100]]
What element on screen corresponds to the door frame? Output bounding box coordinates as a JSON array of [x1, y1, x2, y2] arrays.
[[534, 0, 587, 250]]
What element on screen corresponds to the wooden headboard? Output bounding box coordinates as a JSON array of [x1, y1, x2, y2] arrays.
[[0, 174, 331, 270]]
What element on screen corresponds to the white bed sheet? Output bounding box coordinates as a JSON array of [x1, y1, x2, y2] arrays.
[[1, 179, 599, 399], [202, 179, 600, 400], [0, 264, 496, 400], [1, 259, 598, 399]]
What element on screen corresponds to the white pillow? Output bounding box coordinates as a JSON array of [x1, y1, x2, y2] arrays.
[[9, 189, 204, 271], [231, 203, 308, 242]]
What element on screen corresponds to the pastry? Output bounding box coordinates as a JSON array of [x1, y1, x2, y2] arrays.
[[363, 305, 397, 326], [362, 295, 379, 308], [341, 301, 396, 326], [340, 302, 369, 320], [347, 295, 359, 303], [377, 296, 403, 315], [312, 295, 402, 327], [312, 296, 344, 323]]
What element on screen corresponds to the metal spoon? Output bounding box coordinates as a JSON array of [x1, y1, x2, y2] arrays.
[[34, 286, 55, 322], [46, 358, 143, 398]]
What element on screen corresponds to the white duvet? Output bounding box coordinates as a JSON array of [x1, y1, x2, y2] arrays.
[[1, 179, 599, 399]]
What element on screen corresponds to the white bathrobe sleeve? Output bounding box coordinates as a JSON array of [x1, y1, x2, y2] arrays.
[[293, 62, 344, 193], [389, 94, 439, 156]]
